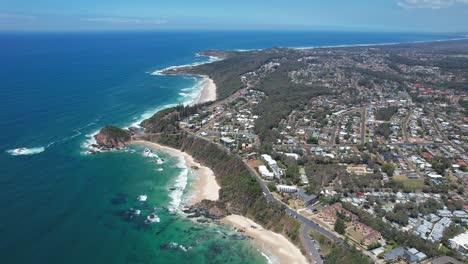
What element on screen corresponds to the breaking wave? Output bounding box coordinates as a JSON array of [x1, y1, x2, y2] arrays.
[[7, 121, 99, 156], [6, 147, 45, 156], [150, 55, 221, 76], [168, 156, 189, 212]]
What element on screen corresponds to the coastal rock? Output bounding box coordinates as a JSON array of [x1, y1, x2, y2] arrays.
[[94, 125, 131, 149], [183, 204, 226, 220]]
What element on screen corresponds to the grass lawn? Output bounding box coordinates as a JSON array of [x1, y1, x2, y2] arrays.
[[346, 226, 364, 244], [392, 175, 425, 191]]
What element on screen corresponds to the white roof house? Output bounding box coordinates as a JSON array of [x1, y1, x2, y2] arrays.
[[258, 165, 274, 180], [261, 154, 277, 165], [285, 153, 300, 160], [276, 185, 298, 193], [449, 231, 468, 254]]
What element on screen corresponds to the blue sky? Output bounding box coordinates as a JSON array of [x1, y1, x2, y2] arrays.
[[0, 0, 467, 32]]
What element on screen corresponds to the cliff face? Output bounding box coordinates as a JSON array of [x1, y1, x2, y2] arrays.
[[94, 125, 131, 149]]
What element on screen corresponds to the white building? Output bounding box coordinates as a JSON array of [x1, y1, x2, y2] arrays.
[[449, 231, 468, 254], [276, 185, 297, 193], [285, 153, 300, 160], [258, 165, 274, 180], [261, 154, 276, 165], [220, 137, 235, 146], [261, 154, 283, 179]]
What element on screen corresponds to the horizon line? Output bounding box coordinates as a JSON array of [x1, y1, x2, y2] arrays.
[[0, 28, 467, 35]]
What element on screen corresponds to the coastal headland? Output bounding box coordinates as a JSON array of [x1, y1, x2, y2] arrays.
[[92, 51, 308, 263], [92, 40, 468, 263]]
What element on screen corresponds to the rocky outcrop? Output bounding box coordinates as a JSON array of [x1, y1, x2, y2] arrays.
[[183, 202, 227, 220], [94, 125, 131, 150]]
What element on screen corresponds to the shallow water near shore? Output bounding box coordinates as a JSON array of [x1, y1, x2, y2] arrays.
[[0, 31, 463, 263]]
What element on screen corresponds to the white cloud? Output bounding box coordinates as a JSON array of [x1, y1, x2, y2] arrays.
[[398, 0, 468, 9], [81, 17, 167, 25], [0, 13, 36, 20]]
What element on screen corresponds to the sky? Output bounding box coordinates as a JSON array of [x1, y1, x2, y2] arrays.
[[0, 0, 467, 32]]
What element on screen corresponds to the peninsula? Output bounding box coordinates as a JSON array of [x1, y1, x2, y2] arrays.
[[95, 39, 468, 264]]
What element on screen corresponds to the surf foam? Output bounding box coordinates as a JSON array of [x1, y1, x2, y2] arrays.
[[6, 147, 45, 156], [168, 156, 189, 211], [151, 55, 221, 76], [8, 121, 99, 156]]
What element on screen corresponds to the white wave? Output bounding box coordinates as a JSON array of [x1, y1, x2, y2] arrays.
[[261, 251, 275, 264], [47, 122, 98, 149], [8, 121, 99, 156], [128, 103, 177, 129], [6, 147, 45, 156], [151, 55, 221, 76], [180, 87, 194, 91], [168, 156, 189, 211], [167, 242, 191, 252], [81, 54, 219, 154], [81, 129, 101, 154], [232, 48, 261, 52]]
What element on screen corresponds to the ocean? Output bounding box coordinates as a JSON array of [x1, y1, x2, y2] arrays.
[[0, 31, 463, 264]]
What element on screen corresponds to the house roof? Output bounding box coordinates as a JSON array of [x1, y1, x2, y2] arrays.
[[297, 189, 317, 202], [384, 247, 405, 260]]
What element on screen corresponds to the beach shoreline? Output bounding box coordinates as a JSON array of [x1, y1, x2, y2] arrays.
[[132, 140, 220, 205], [132, 140, 308, 264], [132, 53, 308, 264], [196, 75, 217, 103], [221, 215, 309, 264]]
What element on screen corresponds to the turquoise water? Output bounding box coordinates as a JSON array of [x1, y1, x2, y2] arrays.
[[0, 31, 463, 263]]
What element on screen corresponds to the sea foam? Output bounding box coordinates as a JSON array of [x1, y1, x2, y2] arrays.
[[150, 55, 221, 76], [168, 156, 189, 211], [8, 121, 99, 156], [6, 147, 45, 156]]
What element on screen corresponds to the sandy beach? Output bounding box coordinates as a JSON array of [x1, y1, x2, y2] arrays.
[[221, 215, 309, 264], [197, 75, 217, 103], [132, 140, 220, 204], [132, 143, 307, 264]]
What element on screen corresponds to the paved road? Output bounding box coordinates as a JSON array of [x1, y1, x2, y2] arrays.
[[272, 141, 453, 151], [242, 161, 343, 264], [360, 107, 366, 144], [429, 112, 465, 153], [301, 225, 324, 264], [402, 110, 412, 143], [161, 130, 367, 264], [330, 107, 365, 146]]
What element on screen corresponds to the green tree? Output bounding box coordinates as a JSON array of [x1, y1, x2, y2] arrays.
[[382, 163, 395, 176], [335, 217, 346, 235], [307, 137, 318, 144], [267, 182, 276, 192]]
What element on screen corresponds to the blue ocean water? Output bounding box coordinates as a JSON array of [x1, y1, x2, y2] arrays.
[[0, 31, 463, 264]]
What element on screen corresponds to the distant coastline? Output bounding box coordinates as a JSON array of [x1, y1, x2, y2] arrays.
[[291, 36, 468, 50]]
